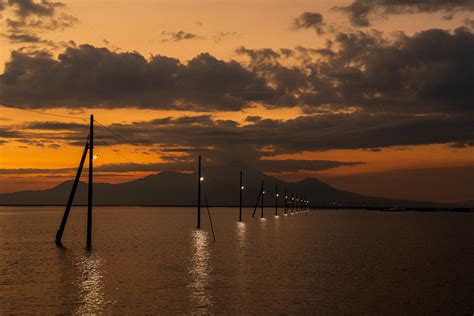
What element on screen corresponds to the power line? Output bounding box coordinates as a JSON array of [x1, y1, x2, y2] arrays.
[[94, 134, 136, 165], [1, 101, 142, 168], [1, 102, 142, 148], [94, 119, 141, 148], [0, 102, 88, 121]]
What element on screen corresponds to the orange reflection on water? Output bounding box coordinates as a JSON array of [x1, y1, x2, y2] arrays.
[[74, 253, 112, 315], [236, 222, 247, 247], [189, 230, 212, 311]]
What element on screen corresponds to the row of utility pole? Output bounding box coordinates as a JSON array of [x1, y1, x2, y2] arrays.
[[54, 118, 311, 248], [196, 155, 310, 229]]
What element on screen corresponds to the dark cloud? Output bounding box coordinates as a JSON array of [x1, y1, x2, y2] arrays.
[[449, 140, 474, 148], [48, 143, 60, 149], [0, 167, 73, 174], [6, 13, 77, 31], [235, 27, 472, 116], [7, 0, 62, 17], [0, 125, 21, 138], [1, 0, 77, 46], [25, 121, 87, 131], [255, 159, 364, 172], [2, 108, 472, 175], [160, 31, 204, 42], [0, 45, 274, 111], [1, 27, 473, 162], [92, 158, 363, 173], [336, 0, 474, 26], [3, 27, 473, 115], [5, 32, 42, 43], [212, 32, 239, 43], [13, 109, 472, 155], [466, 18, 474, 29], [236, 46, 308, 107], [304, 27, 474, 115], [0, 157, 362, 175], [292, 12, 326, 35]]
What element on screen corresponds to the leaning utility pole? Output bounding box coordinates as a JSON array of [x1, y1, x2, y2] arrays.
[[55, 135, 89, 246], [55, 114, 95, 248]]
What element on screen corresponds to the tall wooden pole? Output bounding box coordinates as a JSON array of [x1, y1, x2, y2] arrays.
[[290, 193, 295, 213], [87, 115, 93, 248], [239, 171, 243, 222], [252, 189, 261, 218], [284, 188, 287, 214], [275, 184, 278, 216], [261, 180, 264, 218], [197, 155, 201, 229], [55, 135, 89, 246]]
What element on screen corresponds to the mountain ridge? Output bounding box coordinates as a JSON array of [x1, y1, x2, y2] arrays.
[[0, 162, 465, 208]]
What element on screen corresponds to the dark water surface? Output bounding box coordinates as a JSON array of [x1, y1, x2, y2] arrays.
[[0, 207, 473, 314]]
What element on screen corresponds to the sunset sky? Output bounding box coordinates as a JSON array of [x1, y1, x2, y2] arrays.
[[0, 0, 473, 202]]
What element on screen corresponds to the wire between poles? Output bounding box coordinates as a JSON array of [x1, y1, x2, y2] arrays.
[[0, 102, 88, 121]]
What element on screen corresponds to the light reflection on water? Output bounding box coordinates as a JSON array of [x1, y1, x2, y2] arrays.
[[188, 230, 212, 311], [236, 222, 247, 247], [74, 252, 112, 315], [235, 222, 248, 305]]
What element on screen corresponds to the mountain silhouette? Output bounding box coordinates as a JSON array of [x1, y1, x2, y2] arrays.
[[0, 161, 462, 207]]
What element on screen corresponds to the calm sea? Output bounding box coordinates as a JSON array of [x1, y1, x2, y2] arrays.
[[0, 207, 473, 314]]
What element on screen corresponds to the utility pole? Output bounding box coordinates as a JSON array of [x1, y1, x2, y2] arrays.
[[275, 184, 278, 216], [289, 192, 295, 213], [55, 135, 89, 246], [239, 171, 243, 222], [284, 188, 287, 214], [87, 115, 93, 249], [197, 155, 201, 229], [261, 180, 264, 218]]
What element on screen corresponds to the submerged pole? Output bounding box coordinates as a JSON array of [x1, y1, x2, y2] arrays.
[[87, 115, 93, 249], [205, 196, 216, 243], [275, 184, 278, 216], [284, 188, 287, 214], [239, 171, 243, 222], [261, 180, 264, 218], [197, 155, 201, 229], [252, 189, 261, 218], [55, 135, 89, 246], [290, 193, 295, 213]]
